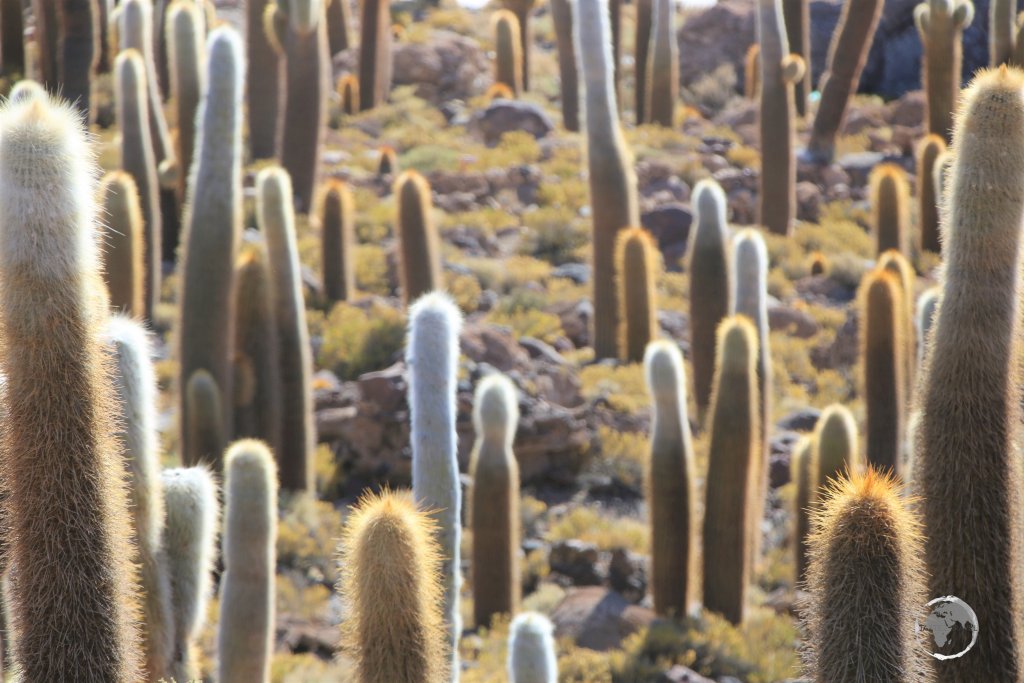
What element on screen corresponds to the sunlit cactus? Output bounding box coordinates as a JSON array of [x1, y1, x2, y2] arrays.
[[915, 0, 974, 141], [615, 226, 659, 363], [99, 171, 145, 316], [508, 612, 558, 683], [494, 10, 523, 96]]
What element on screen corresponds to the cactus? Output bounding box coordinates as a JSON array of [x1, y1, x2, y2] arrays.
[[915, 0, 974, 142], [860, 269, 906, 478], [162, 466, 219, 683], [575, 0, 640, 359], [337, 72, 359, 115], [326, 0, 351, 54], [914, 67, 1024, 680], [790, 436, 815, 587], [408, 292, 463, 678], [31, 0, 58, 87], [257, 168, 315, 491], [550, 0, 579, 131], [993, 0, 1016, 65], [803, 469, 931, 681], [869, 163, 910, 257], [57, 0, 99, 121], [932, 148, 951, 217], [644, 340, 698, 617], [8, 79, 44, 102], [178, 27, 243, 466], [320, 179, 356, 303], [646, 0, 677, 127], [99, 171, 145, 316], [494, 10, 523, 97], [635, 0, 652, 123], [0, 92, 141, 681], [702, 316, 760, 624], [118, 0, 174, 168], [501, 0, 537, 91], [916, 134, 945, 253], [508, 612, 558, 683], [878, 250, 916, 402], [806, 0, 883, 163], [186, 369, 225, 469], [378, 145, 398, 176], [615, 227, 659, 363], [915, 286, 939, 366], [1, 0, 24, 74], [609, 0, 623, 105], [247, 0, 281, 159], [809, 251, 827, 276], [358, 0, 391, 110], [104, 316, 175, 681], [781, 0, 810, 116], [744, 43, 760, 99], [688, 179, 731, 419], [338, 490, 448, 683], [218, 440, 277, 683], [814, 404, 861, 490], [1014, 17, 1024, 66], [395, 170, 442, 305], [167, 0, 205, 209], [233, 240, 283, 454], [757, 0, 805, 236], [468, 373, 521, 628]]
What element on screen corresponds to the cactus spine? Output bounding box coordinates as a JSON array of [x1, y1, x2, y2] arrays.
[[757, 0, 804, 236], [104, 316, 175, 681], [338, 490, 448, 683], [814, 404, 861, 490], [646, 0, 677, 127], [320, 179, 356, 303], [550, 0, 579, 131], [395, 170, 442, 305], [917, 134, 946, 253], [326, 0, 351, 54], [494, 10, 523, 97], [1, 0, 24, 74], [247, 0, 281, 159], [218, 440, 277, 683], [508, 612, 558, 683], [806, 0, 883, 162], [358, 0, 391, 110], [162, 466, 219, 683], [635, 0, 652, 123], [781, 0, 810, 117], [178, 27, 243, 466], [992, 0, 1016, 65], [860, 269, 906, 478], [575, 0, 640, 359], [644, 340, 698, 617], [167, 0, 205, 209], [791, 436, 814, 586], [408, 292, 463, 678], [688, 179, 731, 419], [0, 93, 141, 681], [469, 373, 521, 628], [99, 171, 145, 316], [914, 67, 1024, 680], [702, 316, 760, 624], [916, 286, 939, 366], [57, 0, 99, 121], [915, 0, 974, 142], [615, 227, 659, 363], [869, 163, 911, 257]]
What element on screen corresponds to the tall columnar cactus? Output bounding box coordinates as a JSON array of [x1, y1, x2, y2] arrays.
[[326, 0, 351, 54], [0, 92, 141, 681], [186, 368, 225, 469], [502, 0, 537, 91], [233, 241, 283, 454], [99, 171, 145, 316], [57, 0, 99, 121], [395, 170, 442, 305], [337, 73, 360, 115], [218, 440, 278, 683], [915, 0, 974, 142], [609, 0, 623, 105], [814, 403, 861, 490], [162, 466, 219, 683], [550, 0, 579, 131], [247, 0, 281, 159], [860, 269, 906, 478], [31, 0, 58, 87], [702, 316, 760, 625], [167, 0, 206, 209], [646, 0, 677, 127], [257, 168, 315, 492], [992, 0, 1016, 65], [878, 250, 916, 402], [408, 292, 463, 678], [915, 286, 939, 366], [615, 227, 659, 363], [790, 435, 814, 586], [915, 67, 1024, 681], [508, 612, 558, 683], [688, 179, 731, 420], [757, 0, 804, 236], [469, 373, 521, 628], [494, 10, 523, 97], [869, 163, 910, 257], [806, 0, 884, 162], [178, 27, 243, 466], [358, 0, 391, 110], [644, 340, 698, 617], [119, 0, 174, 168], [1014, 18, 1024, 66], [1, 0, 24, 74], [575, 0, 640, 359], [916, 134, 945, 253], [744, 44, 760, 99], [104, 316, 175, 681], [635, 0, 652, 123], [338, 490, 448, 683], [320, 179, 356, 303], [781, 0, 810, 117]]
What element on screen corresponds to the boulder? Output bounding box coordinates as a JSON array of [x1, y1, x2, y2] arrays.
[[388, 30, 489, 103], [470, 100, 555, 145], [550, 587, 657, 651]]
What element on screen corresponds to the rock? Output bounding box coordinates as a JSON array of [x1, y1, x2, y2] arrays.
[[554, 299, 592, 348], [315, 406, 357, 443], [519, 336, 567, 365], [551, 263, 590, 284], [656, 666, 716, 683], [460, 322, 530, 372], [678, 0, 754, 92], [796, 181, 823, 223], [768, 303, 819, 338], [357, 364, 406, 413], [512, 400, 591, 482], [889, 90, 926, 128], [549, 540, 604, 586], [777, 407, 822, 432], [470, 99, 555, 146], [428, 170, 490, 198], [550, 587, 657, 651], [608, 549, 647, 604], [837, 151, 886, 189], [770, 431, 803, 488], [278, 616, 338, 658], [533, 367, 584, 408], [388, 30, 488, 103], [641, 203, 693, 271], [811, 309, 858, 370]]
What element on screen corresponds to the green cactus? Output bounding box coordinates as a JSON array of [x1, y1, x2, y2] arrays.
[[915, 0, 974, 142], [326, 0, 351, 54], [247, 0, 281, 159], [806, 0, 884, 162], [501, 0, 537, 91], [178, 27, 243, 467], [337, 73, 360, 115], [615, 226, 659, 363], [469, 373, 521, 628], [646, 0, 677, 127], [869, 163, 911, 257], [790, 435, 814, 586], [878, 249, 916, 403], [703, 316, 760, 625], [494, 10, 523, 97], [781, 0, 810, 116], [915, 286, 939, 366], [167, 0, 205, 209], [319, 179, 356, 303], [508, 612, 558, 683], [802, 469, 931, 682], [550, 0, 579, 131], [99, 171, 145, 317], [57, 0, 99, 121], [813, 404, 861, 491], [31, 0, 58, 88], [993, 0, 1016, 65], [395, 170, 442, 306], [575, 0, 640, 359], [358, 0, 391, 110], [635, 0, 652, 123], [916, 134, 946, 253], [757, 0, 805, 236], [644, 340, 698, 617], [218, 440, 278, 683], [338, 490, 448, 683], [186, 369, 225, 469], [1, 0, 24, 75]]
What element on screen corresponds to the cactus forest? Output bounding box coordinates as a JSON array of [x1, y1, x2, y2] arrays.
[[0, 0, 1018, 681]]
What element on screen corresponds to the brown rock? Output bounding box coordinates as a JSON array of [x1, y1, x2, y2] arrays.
[[550, 587, 657, 651]]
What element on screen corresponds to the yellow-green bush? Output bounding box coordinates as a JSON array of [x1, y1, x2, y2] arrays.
[[318, 301, 405, 379]]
